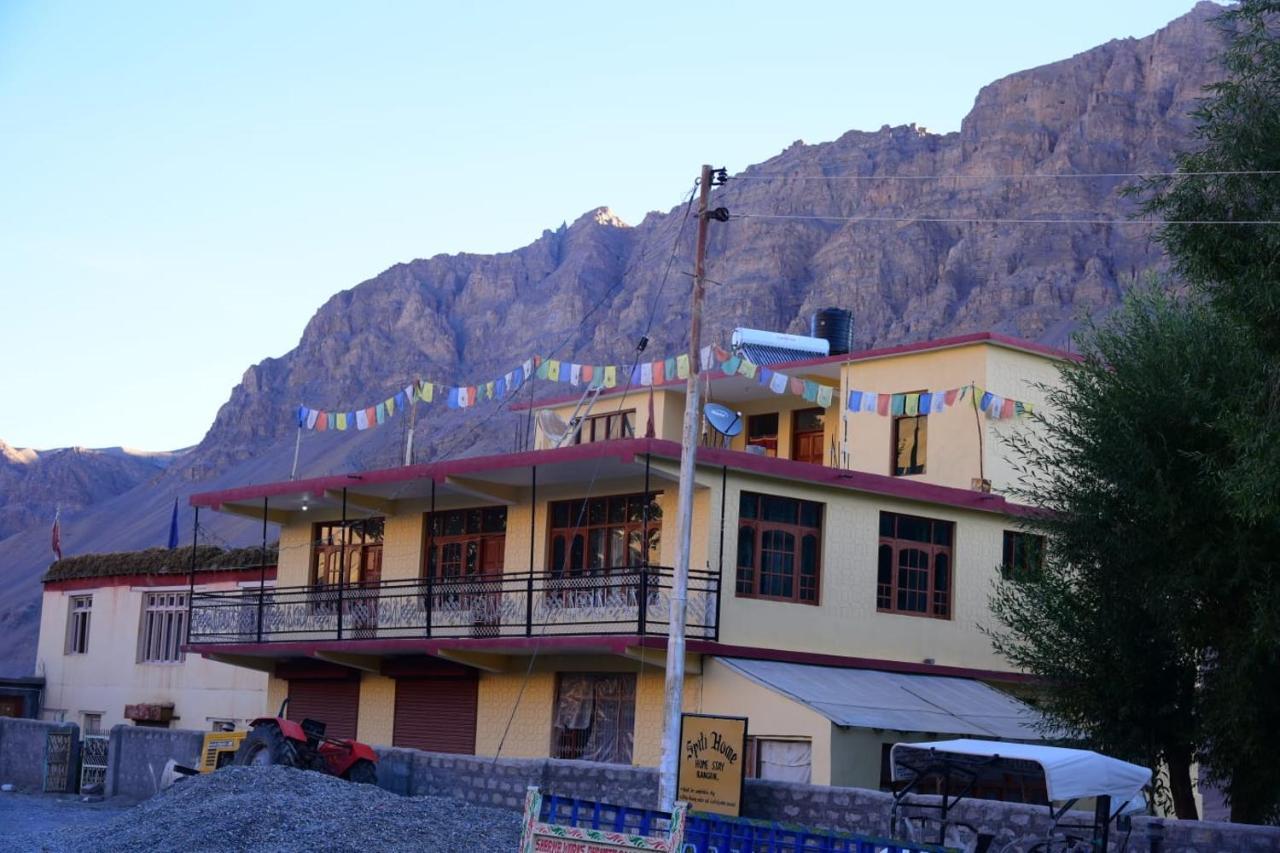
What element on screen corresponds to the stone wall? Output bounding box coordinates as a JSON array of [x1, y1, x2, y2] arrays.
[[0, 716, 79, 792], [373, 745, 1280, 853], [103, 724, 204, 800]]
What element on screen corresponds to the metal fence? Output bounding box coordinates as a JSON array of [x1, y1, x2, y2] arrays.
[[80, 734, 109, 792], [535, 792, 954, 853], [189, 566, 719, 644], [43, 730, 74, 793]]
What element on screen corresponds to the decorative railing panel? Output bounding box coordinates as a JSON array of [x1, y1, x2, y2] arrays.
[[188, 566, 718, 644]]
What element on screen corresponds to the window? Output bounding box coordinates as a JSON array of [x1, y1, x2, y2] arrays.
[[573, 410, 635, 445], [1002, 531, 1045, 579], [138, 591, 188, 663], [746, 413, 779, 456], [878, 512, 954, 618], [311, 518, 384, 586], [548, 494, 660, 576], [746, 737, 812, 783], [551, 673, 636, 764], [892, 405, 927, 476], [65, 595, 92, 655], [736, 492, 822, 604], [425, 507, 507, 580], [82, 713, 102, 735], [792, 408, 826, 465]]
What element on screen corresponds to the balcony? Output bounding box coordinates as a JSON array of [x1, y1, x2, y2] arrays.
[[187, 567, 719, 645]]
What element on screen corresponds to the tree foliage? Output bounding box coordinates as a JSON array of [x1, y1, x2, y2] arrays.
[[988, 290, 1261, 820]]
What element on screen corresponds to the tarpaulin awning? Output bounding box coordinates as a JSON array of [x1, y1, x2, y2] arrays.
[[714, 657, 1045, 740], [890, 739, 1152, 806]]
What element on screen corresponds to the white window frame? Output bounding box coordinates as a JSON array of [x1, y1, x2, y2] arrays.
[[65, 595, 92, 655], [138, 590, 188, 664], [81, 711, 104, 735]]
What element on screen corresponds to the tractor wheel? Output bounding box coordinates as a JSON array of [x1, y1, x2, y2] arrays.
[[234, 723, 299, 769], [345, 759, 377, 785]]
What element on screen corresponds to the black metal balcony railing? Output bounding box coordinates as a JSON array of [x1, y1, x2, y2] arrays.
[[187, 566, 719, 645]]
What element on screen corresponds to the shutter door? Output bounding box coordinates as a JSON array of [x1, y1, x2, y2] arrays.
[[286, 678, 360, 740], [393, 676, 478, 754]]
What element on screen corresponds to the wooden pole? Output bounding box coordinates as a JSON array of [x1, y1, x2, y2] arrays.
[[658, 164, 713, 811]]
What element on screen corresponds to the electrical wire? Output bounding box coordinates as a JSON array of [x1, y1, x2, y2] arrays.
[[729, 212, 1280, 226], [730, 169, 1280, 181]]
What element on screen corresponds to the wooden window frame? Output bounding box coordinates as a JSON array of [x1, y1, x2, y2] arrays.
[[572, 410, 636, 445], [791, 408, 826, 465], [547, 493, 660, 578], [746, 413, 779, 456], [310, 517, 385, 587], [549, 672, 637, 765], [65, 595, 92, 655], [1001, 530, 1045, 579], [877, 511, 954, 619], [891, 391, 928, 476], [735, 492, 823, 605], [423, 507, 508, 580], [138, 591, 188, 664]]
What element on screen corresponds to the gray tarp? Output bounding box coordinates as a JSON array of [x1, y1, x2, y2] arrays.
[[715, 657, 1045, 740]]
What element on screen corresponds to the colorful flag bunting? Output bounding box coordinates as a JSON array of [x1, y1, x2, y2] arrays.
[[676, 354, 690, 379]]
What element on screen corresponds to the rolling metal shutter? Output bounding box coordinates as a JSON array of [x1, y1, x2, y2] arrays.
[[393, 675, 478, 754], [286, 677, 360, 740]]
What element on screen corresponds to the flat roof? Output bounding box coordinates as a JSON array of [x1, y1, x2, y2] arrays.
[[190, 437, 1028, 518], [513, 331, 1076, 412]]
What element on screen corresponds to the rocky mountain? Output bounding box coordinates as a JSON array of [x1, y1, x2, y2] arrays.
[[0, 2, 1230, 676]]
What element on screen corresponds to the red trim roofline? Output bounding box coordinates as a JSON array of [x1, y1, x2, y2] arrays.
[[189, 634, 1029, 683], [191, 438, 1029, 517], [512, 330, 1078, 411]]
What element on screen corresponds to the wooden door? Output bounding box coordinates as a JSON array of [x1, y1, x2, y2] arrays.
[[792, 408, 826, 465]]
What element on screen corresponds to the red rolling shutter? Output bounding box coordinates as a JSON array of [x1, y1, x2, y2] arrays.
[[393, 675, 478, 754], [286, 678, 360, 740]]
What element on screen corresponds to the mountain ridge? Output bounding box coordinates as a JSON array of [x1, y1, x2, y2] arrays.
[[0, 2, 1228, 676]]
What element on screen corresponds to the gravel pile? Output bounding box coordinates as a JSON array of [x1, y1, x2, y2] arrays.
[[31, 766, 523, 852]]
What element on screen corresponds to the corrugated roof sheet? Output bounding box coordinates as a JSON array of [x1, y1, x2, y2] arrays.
[[735, 344, 829, 367], [715, 657, 1046, 741]]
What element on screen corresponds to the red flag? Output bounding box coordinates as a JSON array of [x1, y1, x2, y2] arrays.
[[51, 508, 62, 561]]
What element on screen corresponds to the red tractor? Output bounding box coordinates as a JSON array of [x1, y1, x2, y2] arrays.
[[234, 699, 378, 784]]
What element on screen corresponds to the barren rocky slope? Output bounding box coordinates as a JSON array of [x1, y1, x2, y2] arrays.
[[0, 3, 1229, 675]]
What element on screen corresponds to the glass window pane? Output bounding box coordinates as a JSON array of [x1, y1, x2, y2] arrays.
[[933, 521, 953, 546], [609, 528, 627, 567], [587, 529, 606, 570], [608, 497, 626, 524], [588, 499, 606, 526], [896, 515, 930, 543], [794, 408, 825, 433], [880, 512, 895, 538], [798, 501, 822, 529], [740, 493, 757, 519], [444, 512, 466, 536], [761, 496, 797, 524], [737, 526, 756, 569], [552, 502, 571, 528], [483, 507, 507, 533], [748, 413, 779, 439]]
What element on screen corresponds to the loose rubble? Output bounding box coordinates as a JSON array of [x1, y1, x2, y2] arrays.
[[28, 765, 523, 852]]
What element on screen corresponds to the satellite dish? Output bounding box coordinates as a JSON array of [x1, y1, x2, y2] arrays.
[[704, 403, 743, 440], [537, 410, 572, 447]]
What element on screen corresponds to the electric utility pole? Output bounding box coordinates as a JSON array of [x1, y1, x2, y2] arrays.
[[658, 163, 727, 810]]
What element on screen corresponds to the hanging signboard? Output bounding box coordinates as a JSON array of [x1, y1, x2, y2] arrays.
[[677, 713, 748, 817]]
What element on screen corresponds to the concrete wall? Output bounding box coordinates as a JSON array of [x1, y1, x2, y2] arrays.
[[367, 744, 1280, 853], [103, 723, 204, 800], [0, 716, 80, 792], [713, 467, 1018, 672], [36, 579, 268, 731]]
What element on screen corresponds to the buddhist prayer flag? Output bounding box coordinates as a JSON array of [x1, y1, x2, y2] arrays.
[[652, 360, 665, 385], [316, 412, 329, 431], [336, 412, 348, 430], [306, 409, 319, 429], [770, 372, 789, 394], [640, 362, 654, 386], [721, 356, 741, 376], [877, 394, 890, 416], [816, 385, 834, 408], [375, 402, 386, 424], [905, 394, 919, 416], [664, 357, 677, 381], [676, 354, 690, 379], [891, 394, 906, 416], [604, 365, 618, 388], [802, 380, 818, 403]]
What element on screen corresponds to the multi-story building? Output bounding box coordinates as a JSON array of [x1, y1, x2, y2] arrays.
[[36, 548, 275, 733], [185, 330, 1064, 790]]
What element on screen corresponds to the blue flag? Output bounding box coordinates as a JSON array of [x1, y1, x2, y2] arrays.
[[167, 498, 179, 549]]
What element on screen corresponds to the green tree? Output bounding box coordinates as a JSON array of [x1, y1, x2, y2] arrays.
[[1135, 0, 1280, 823], [988, 290, 1262, 820]]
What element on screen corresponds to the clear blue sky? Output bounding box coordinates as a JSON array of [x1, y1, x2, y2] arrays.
[[0, 1, 1217, 451]]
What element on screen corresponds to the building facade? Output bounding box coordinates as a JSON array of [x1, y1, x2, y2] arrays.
[[36, 550, 275, 733], [184, 333, 1061, 789]]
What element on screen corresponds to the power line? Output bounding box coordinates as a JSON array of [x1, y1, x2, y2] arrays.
[[729, 212, 1280, 226], [730, 169, 1280, 181]]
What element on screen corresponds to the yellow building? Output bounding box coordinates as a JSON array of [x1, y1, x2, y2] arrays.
[[186, 332, 1064, 788], [35, 552, 274, 733]]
